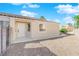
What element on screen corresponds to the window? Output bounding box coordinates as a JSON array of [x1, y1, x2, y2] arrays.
[[39, 24, 45, 31]]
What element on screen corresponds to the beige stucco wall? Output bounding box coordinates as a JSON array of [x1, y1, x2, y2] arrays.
[[9, 17, 16, 44], [0, 16, 10, 55], [9, 17, 32, 43], [0, 16, 13, 44], [9, 17, 60, 43], [0, 16, 10, 21], [31, 20, 60, 40], [0, 15, 60, 45]]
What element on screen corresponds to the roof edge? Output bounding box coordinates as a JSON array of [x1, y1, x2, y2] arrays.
[[0, 12, 39, 20], [0, 12, 60, 24]]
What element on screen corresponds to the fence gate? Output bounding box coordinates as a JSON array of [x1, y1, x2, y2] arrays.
[[0, 21, 9, 56]]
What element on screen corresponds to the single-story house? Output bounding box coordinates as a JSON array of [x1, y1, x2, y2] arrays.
[[0, 12, 60, 44], [61, 24, 74, 32]]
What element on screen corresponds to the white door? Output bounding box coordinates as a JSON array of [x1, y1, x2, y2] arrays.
[[16, 23, 27, 38]]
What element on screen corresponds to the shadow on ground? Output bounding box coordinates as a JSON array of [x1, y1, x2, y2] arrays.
[[4, 45, 56, 56]]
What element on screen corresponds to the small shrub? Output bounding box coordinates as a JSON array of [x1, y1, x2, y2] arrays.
[[59, 28, 68, 34]]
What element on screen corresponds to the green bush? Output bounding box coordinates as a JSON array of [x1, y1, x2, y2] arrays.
[[59, 28, 68, 34]]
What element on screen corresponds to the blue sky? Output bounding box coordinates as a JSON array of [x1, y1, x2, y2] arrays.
[[0, 3, 79, 25]]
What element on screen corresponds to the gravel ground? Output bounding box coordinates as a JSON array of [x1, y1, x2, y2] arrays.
[[40, 35, 79, 56], [4, 42, 56, 56], [4, 32, 79, 56]]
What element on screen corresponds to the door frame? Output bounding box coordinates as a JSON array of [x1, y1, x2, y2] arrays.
[[15, 21, 30, 38]]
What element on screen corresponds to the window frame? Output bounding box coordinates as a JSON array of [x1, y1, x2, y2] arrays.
[[39, 24, 46, 31]]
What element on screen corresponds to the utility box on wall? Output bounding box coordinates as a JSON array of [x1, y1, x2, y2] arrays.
[[0, 21, 9, 55]]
